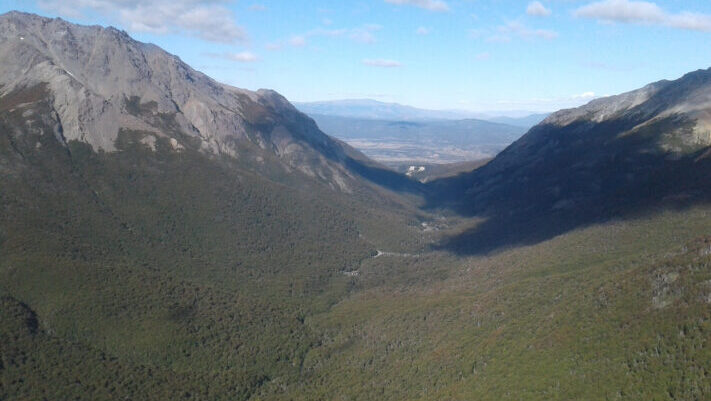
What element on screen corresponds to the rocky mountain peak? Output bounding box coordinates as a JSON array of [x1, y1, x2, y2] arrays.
[[0, 11, 404, 194]]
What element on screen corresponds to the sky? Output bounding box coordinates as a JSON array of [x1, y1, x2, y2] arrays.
[[2, 0, 711, 114]]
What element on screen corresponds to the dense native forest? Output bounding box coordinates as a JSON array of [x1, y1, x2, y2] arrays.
[[2, 11, 711, 401]]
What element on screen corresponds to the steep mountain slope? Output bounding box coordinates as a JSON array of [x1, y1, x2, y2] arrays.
[[0, 11, 417, 195], [246, 69, 711, 401], [0, 12, 427, 400], [430, 68, 711, 253]]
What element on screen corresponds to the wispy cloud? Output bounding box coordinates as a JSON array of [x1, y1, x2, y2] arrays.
[[475, 52, 491, 61], [416, 26, 431, 35], [249, 4, 266, 11], [384, 0, 449, 12], [289, 35, 307, 47], [206, 51, 260, 63], [226, 51, 260, 62], [487, 21, 558, 42], [38, 0, 247, 43], [575, 0, 711, 32], [363, 59, 403, 68], [526, 1, 551, 17], [349, 24, 382, 43], [572, 91, 597, 99], [269, 24, 382, 49]]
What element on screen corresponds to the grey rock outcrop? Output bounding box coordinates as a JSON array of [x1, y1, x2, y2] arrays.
[[0, 11, 382, 193]]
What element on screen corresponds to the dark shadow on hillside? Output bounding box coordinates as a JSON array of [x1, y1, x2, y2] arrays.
[[432, 196, 711, 256], [423, 113, 711, 256], [344, 156, 426, 194]]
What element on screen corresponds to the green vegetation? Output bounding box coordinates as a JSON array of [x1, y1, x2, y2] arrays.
[[0, 88, 422, 399], [262, 208, 711, 400], [2, 86, 711, 401]]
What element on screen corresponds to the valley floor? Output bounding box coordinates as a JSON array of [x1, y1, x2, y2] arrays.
[[263, 205, 711, 400], [4, 191, 711, 400]]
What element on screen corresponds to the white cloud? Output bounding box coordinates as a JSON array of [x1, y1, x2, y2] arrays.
[[271, 25, 381, 50], [350, 31, 376, 43], [206, 51, 260, 62], [249, 4, 266, 11], [363, 59, 403, 68], [666, 13, 711, 31], [575, 0, 664, 23], [416, 26, 431, 35], [310, 28, 349, 37], [384, 0, 449, 12], [526, 1, 551, 17], [226, 51, 259, 62], [488, 21, 558, 42], [475, 52, 490, 61], [572, 91, 596, 99], [575, 0, 711, 32], [349, 25, 381, 43], [288, 35, 307, 47], [38, 0, 247, 43]]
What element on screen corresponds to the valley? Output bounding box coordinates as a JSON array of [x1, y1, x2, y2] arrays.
[[300, 109, 533, 165], [1, 10, 711, 401]]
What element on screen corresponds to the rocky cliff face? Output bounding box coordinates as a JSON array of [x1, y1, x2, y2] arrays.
[[0, 11, 390, 193]]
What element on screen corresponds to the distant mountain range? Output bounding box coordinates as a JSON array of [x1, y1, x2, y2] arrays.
[[294, 99, 549, 128], [295, 99, 546, 165], [308, 113, 526, 165], [485, 113, 551, 128]]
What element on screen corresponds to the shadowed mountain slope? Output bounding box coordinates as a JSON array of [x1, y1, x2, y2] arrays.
[[429, 68, 711, 254]]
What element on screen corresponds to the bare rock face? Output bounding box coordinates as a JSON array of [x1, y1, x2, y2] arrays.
[[0, 11, 376, 192]]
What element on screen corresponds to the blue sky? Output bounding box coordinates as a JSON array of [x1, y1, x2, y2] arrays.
[[3, 0, 711, 113]]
